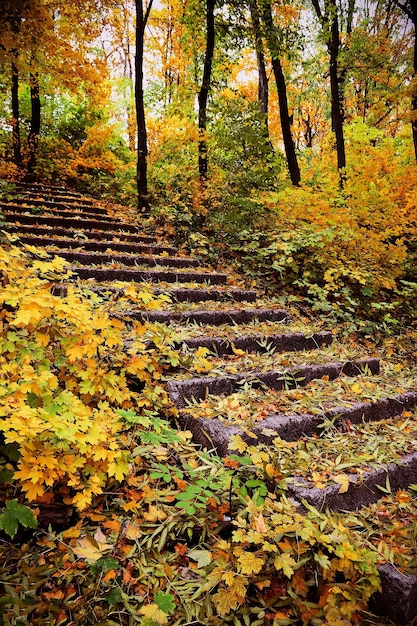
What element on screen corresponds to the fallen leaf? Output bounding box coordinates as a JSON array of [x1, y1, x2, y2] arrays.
[[73, 528, 112, 563]]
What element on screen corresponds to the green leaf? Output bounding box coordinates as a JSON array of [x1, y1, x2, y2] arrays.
[[106, 588, 123, 607], [0, 500, 38, 537], [90, 557, 119, 573], [154, 591, 175, 614], [26, 392, 40, 408]]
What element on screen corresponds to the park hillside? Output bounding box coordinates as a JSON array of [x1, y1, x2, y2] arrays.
[[1, 0, 417, 624]]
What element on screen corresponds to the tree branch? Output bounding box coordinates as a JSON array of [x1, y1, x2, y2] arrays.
[[144, 0, 154, 28], [391, 0, 413, 21]]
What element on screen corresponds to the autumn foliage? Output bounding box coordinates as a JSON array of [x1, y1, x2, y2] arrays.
[[0, 244, 176, 510]]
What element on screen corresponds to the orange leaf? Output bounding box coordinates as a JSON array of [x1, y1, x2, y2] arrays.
[[43, 589, 65, 601], [173, 475, 187, 490], [103, 570, 117, 583]]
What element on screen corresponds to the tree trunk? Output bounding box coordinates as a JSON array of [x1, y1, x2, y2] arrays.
[[328, 3, 346, 172], [10, 7, 22, 168], [311, 0, 347, 178], [11, 59, 21, 168], [198, 0, 215, 179], [391, 1, 416, 162], [248, 0, 270, 135], [26, 70, 40, 176], [270, 56, 301, 185], [261, 1, 300, 186], [135, 0, 153, 212], [412, 9, 417, 162]]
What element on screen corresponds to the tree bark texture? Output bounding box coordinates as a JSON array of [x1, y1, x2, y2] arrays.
[[10, 7, 22, 167], [261, 1, 300, 186], [311, 0, 346, 175], [198, 0, 215, 179], [11, 59, 22, 167], [135, 0, 153, 211], [411, 6, 417, 162], [26, 70, 40, 176]]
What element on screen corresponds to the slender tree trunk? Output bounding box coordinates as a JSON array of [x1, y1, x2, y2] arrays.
[[248, 0, 271, 136], [391, 1, 416, 162], [11, 59, 21, 167], [26, 70, 40, 176], [412, 13, 417, 162], [261, 1, 300, 186], [10, 8, 22, 168], [124, 2, 136, 153], [270, 56, 301, 185], [198, 0, 215, 179], [311, 0, 346, 178], [135, 0, 153, 212], [328, 3, 346, 172]]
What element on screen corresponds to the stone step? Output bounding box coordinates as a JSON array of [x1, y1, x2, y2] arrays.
[[9, 181, 83, 196], [2, 197, 105, 212], [53, 282, 258, 303], [49, 249, 200, 269], [291, 448, 417, 512], [172, 385, 412, 459], [117, 306, 288, 325], [14, 191, 95, 206], [166, 357, 379, 408], [373, 564, 417, 624], [2, 203, 115, 221], [15, 234, 178, 256], [182, 330, 332, 355], [6, 223, 156, 244], [69, 265, 228, 285], [4, 212, 140, 232]]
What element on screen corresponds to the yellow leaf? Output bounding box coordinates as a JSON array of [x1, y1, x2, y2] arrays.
[[62, 527, 81, 539], [73, 529, 112, 563], [274, 553, 297, 578], [238, 552, 264, 575], [254, 513, 267, 533], [222, 571, 235, 586], [35, 333, 50, 347], [228, 435, 248, 453], [333, 474, 350, 493], [139, 604, 168, 624], [107, 459, 129, 482], [231, 346, 246, 357], [212, 587, 245, 615], [125, 522, 141, 540], [143, 505, 167, 522]]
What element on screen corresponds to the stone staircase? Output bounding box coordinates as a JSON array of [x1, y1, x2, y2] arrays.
[[2, 180, 417, 623]]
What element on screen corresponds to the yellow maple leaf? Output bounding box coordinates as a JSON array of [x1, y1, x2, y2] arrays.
[[213, 587, 245, 615], [65, 343, 87, 362], [125, 522, 141, 540], [238, 552, 265, 575], [139, 604, 168, 624], [143, 505, 168, 522], [228, 434, 248, 453], [333, 474, 350, 493], [35, 333, 50, 347], [107, 458, 129, 482], [274, 552, 297, 578]]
